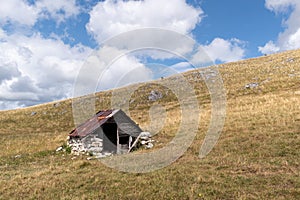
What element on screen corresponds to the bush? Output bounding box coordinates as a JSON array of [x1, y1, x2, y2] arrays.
[[62, 143, 72, 154]]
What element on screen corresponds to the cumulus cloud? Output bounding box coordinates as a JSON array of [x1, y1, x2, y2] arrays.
[[259, 0, 300, 54], [73, 46, 152, 97], [258, 41, 280, 55], [0, 31, 153, 109], [0, 101, 23, 110], [193, 38, 246, 64], [265, 0, 297, 12], [0, 31, 92, 109], [96, 48, 152, 90], [86, 0, 203, 43], [0, 0, 39, 26], [10, 76, 38, 93], [36, 0, 80, 23], [0, 62, 21, 84], [87, 0, 246, 62], [0, 0, 80, 26], [103, 28, 197, 60]]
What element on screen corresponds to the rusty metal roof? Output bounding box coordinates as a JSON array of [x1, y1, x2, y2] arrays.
[[69, 109, 116, 138]]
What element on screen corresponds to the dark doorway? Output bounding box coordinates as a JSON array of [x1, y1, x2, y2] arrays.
[[119, 135, 129, 145], [118, 135, 130, 153], [102, 123, 117, 153]]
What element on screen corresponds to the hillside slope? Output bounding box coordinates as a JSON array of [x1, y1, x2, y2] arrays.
[[0, 49, 299, 199]]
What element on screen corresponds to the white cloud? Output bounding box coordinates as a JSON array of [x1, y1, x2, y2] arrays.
[[0, 31, 153, 109], [260, 0, 300, 53], [87, 0, 247, 64], [0, 63, 21, 84], [0, 31, 92, 109], [103, 28, 197, 60], [97, 54, 152, 90], [0, 0, 80, 26], [193, 38, 246, 64], [0, 0, 39, 26], [36, 0, 80, 24], [0, 101, 24, 110], [0, 29, 5, 38], [265, 0, 297, 13], [73, 46, 152, 96], [258, 41, 280, 55], [86, 0, 204, 60], [86, 0, 203, 43]]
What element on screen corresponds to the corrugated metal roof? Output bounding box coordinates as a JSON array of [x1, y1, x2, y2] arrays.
[[69, 109, 116, 138]]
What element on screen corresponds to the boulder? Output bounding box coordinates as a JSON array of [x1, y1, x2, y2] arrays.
[[148, 90, 163, 101], [245, 82, 259, 89]]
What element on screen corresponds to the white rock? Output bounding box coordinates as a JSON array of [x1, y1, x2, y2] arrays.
[[56, 146, 63, 152], [146, 143, 154, 149], [95, 154, 107, 158], [245, 82, 259, 89], [104, 152, 112, 156], [140, 132, 151, 138]]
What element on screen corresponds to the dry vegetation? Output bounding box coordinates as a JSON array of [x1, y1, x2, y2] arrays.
[[0, 49, 299, 199]]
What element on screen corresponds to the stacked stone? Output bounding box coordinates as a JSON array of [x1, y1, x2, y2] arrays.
[[67, 138, 86, 155], [86, 137, 103, 154], [139, 132, 154, 149]]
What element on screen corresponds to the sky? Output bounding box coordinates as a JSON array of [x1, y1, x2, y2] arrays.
[[0, 0, 299, 110]]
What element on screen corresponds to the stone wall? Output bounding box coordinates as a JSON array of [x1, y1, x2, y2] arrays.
[[82, 134, 103, 153], [67, 137, 86, 155], [67, 131, 154, 158], [68, 135, 103, 156]]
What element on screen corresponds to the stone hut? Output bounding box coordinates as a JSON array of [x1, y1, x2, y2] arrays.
[[68, 109, 145, 156]]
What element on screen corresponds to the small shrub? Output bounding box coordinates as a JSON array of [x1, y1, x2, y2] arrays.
[[65, 146, 72, 154], [61, 143, 72, 154]]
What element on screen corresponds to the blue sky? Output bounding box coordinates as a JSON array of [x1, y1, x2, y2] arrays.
[[195, 0, 283, 57], [0, 0, 299, 110]]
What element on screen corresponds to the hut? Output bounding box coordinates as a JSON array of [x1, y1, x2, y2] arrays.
[[68, 109, 146, 156]]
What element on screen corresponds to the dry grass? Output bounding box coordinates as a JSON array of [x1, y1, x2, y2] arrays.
[[0, 49, 300, 199]]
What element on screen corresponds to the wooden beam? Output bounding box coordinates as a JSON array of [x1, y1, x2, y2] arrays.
[[117, 128, 120, 154], [127, 133, 141, 153]]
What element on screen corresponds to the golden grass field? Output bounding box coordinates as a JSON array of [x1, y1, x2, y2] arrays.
[[0, 49, 299, 199]]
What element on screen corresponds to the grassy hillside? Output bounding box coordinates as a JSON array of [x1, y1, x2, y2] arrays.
[[0, 49, 299, 199]]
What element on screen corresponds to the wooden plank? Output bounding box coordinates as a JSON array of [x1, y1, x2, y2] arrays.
[[127, 133, 141, 153], [117, 128, 120, 154], [129, 136, 133, 149]]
